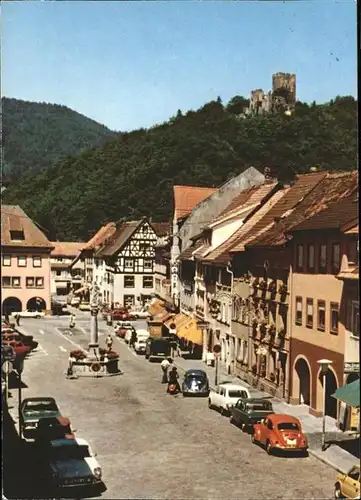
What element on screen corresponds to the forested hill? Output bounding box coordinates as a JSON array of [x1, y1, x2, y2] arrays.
[[2, 97, 118, 180], [2, 95, 357, 241]]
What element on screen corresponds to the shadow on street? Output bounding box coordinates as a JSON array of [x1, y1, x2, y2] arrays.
[[3, 402, 106, 499]]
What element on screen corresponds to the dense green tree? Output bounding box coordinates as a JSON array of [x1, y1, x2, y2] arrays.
[[2, 95, 357, 241]]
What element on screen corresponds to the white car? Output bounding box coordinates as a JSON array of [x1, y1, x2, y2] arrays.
[[11, 310, 45, 319], [42, 437, 102, 488], [208, 383, 266, 415], [128, 310, 150, 320], [134, 338, 147, 354]]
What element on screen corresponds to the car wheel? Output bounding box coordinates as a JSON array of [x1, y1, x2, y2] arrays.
[[208, 399, 213, 409], [229, 415, 234, 425], [266, 440, 273, 455], [334, 484, 344, 499], [182, 392, 187, 397], [251, 434, 258, 444], [36, 315, 41, 319], [133, 315, 138, 320], [240, 422, 245, 431]]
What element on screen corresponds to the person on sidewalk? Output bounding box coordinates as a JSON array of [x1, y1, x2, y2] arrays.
[[106, 333, 113, 352], [161, 357, 172, 383], [69, 313, 76, 329], [129, 329, 137, 350]]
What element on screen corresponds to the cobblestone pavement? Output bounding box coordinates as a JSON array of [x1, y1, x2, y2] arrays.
[[4, 317, 337, 500]]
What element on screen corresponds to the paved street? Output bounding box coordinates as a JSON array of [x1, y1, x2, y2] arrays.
[[4, 315, 337, 500]]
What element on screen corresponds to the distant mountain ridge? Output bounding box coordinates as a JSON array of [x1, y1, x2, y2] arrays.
[[2, 97, 119, 180]]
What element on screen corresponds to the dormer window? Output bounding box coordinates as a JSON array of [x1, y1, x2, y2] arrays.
[[10, 230, 25, 241]]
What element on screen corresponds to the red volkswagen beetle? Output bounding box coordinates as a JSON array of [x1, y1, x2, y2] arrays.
[[252, 414, 308, 455]]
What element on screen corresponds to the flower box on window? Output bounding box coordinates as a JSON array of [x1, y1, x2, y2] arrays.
[[278, 284, 288, 295]]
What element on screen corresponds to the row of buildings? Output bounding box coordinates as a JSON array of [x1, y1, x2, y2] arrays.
[[1, 167, 359, 430], [150, 167, 359, 430]]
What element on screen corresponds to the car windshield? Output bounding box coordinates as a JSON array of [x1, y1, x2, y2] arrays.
[[247, 403, 272, 411], [186, 374, 205, 381], [25, 402, 57, 412], [51, 444, 90, 461], [228, 390, 245, 398], [278, 422, 300, 431]]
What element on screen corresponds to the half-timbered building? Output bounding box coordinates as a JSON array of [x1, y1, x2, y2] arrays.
[[96, 218, 167, 308]]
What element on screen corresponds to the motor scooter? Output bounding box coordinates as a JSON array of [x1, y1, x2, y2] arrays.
[[168, 383, 179, 395]]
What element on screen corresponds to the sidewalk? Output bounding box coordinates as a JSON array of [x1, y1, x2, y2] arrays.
[[174, 353, 359, 474]]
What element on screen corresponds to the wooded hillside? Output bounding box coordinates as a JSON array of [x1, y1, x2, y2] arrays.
[[2, 95, 357, 241]]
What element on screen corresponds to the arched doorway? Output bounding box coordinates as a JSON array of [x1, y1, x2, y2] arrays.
[[2, 297, 22, 314], [319, 369, 338, 419], [346, 373, 359, 384], [293, 357, 311, 405], [26, 297, 46, 312]]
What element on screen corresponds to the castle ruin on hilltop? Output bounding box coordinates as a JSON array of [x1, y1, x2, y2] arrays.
[[245, 72, 296, 116]]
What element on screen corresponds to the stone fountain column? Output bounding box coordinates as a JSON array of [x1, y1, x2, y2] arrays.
[[88, 284, 100, 359]]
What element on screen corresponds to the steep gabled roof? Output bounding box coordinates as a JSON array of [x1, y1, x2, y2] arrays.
[[203, 188, 287, 264], [250, 171, 357, 247], [150, 222, 172, 237], [229, 171, 328, 252], [96, 220, 143, 257], [289, 189, 358, 232], [51, 241, 85, 257], [173, 185, 217, 220], [1, 205, 54, 249], [82, 222, 117, 251], [179, 240, 204, 261]]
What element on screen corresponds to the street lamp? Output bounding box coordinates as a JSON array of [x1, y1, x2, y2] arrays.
[[317, 359, 333, 451]]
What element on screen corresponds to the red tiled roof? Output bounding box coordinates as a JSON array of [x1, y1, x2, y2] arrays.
[[250, 171, 358, 247], [82, 222, 117, 251], [212, 187, 257, 222], [179, 240, 204, 261], [1, 205, 54, 249], [50, 241, 85, 257], [173, 185, 216, 220], [290, 190, 358, 232]]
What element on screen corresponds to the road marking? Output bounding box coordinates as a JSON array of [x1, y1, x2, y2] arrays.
[[39, 329, 45, 335], [55, 328, 87, 352], [59, 346, 67, 352], [38, 344, 48, 356]]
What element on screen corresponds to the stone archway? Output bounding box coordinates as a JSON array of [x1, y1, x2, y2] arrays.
[[293, 357, 311, 405], [318, 369, 338, 419], [2, 297, 22, 315], [26, 297, 46, 312]]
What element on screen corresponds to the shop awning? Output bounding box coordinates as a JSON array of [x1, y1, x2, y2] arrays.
[[165, 313, 189, 330], [177, 317, 203, 346], [148, 299, 166, 316], [332, 379, 360, 408]]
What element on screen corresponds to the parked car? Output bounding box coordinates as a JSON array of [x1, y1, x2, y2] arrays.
[[145, 337, 171, 361], [182, 369, 209, 397], [135, 329, 149, 340], [51, 302, 70, 316], [124, 330, 133, 344], [252, 414, 308, 455], [2, 338, 31, 357], [79, 302, 91, 311], [128, 309, 150, 320], [11, 310, 45, 319], [2, 332, 38, 351], [37, 437, 102, 490], [112, 309, 130, 321], [209, 383, 266, 415], [115, 325, 135, 339], [134, 338, 147, 354], [20, 397, 61, 438], [35, 416, 75, 442], [229, 398, 274, 431], [334, 464, 360, 499]]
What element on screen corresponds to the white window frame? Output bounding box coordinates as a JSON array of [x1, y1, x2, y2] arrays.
[[295, 296, 303, 325], [2, 255, 11, 266], [350, 301, 359, 338], [12, 276, 21, 287], [26, 277, 35, 288], [142, 276, 154, 289], [330, 302, 339, 334], [36, 277, 44, 288], [124, 275, 135, 288], [33, 256, 42, 268], [17, 256, 27, 267], [306, 298, 313, 328], [124, 259, 133, 268], [143, 259, 153, 269]]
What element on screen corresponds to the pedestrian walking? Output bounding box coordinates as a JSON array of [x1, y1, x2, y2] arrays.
[[129, 329, 137, 349], [160, 357, 172, 383], [69, 313, 76, 329], [106, 333, 113, 352], [66, 357, 74, 378]]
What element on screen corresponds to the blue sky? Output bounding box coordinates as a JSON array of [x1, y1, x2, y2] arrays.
[[2, 1, 357, 132]]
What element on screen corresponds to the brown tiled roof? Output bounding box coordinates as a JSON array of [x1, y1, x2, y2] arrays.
[[202, 182, 284, 263], [179, 240, 203, 261], [151, 222, 171, 237], [211, 183, 279, 225], [96, 221, 142, 256], [173, 185, 216, 220], [250, 171, 358, 247], [290, 191, 358, 232], [1, 205, 54, 249], [344, 223, 359, 234], [50, 241, 85, 257], [82, 222, 117, 251]]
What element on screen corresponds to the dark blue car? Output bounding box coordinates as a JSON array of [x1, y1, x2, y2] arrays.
[[182, 369, 209, 397]]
